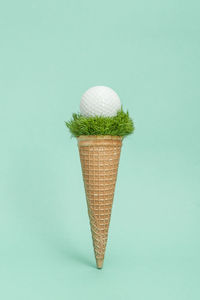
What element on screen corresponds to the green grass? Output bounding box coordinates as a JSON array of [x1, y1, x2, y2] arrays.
[[65, 108, 134, 137]]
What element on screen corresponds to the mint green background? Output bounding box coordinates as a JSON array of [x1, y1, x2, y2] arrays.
[[0, 1, 200, 299]]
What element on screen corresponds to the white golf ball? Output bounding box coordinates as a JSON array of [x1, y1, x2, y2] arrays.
[[80, 86, 121, 117]]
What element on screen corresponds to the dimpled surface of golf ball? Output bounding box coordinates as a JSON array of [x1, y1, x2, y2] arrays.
[[80, 86, 121, 117]]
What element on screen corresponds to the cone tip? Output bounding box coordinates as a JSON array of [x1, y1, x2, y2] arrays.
[[96, 259, 104, 269]]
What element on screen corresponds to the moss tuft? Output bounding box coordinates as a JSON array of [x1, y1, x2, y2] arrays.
[[65, 108, 134, 137]]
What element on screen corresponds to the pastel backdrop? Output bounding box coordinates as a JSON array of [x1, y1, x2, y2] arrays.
[[0, 0, 200, 299]]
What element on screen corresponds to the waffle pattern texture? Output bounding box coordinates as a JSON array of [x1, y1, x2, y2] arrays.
[[77, 135, 122, 268]]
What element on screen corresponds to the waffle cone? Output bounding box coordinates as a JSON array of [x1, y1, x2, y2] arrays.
[[77, 135, 122, 269]]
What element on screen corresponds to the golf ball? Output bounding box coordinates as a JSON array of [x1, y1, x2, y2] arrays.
[[80, 86, 121, 117]]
